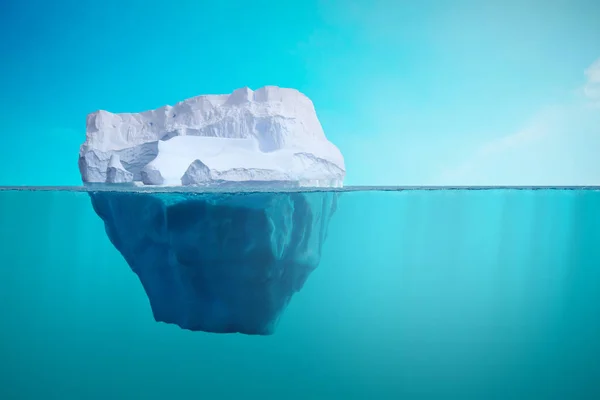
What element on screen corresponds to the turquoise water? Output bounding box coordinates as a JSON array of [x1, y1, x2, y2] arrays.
[[1, 188, 599, 399]]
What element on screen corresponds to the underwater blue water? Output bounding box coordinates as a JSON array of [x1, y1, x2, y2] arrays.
[[0, 188, 599, 399]]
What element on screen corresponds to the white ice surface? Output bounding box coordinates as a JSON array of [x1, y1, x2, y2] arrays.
[[79, 86, 345, 186], [148, 136, 344, 186]]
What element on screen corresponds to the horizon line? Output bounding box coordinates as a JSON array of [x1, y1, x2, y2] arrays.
[[0, 185, 599, 194]]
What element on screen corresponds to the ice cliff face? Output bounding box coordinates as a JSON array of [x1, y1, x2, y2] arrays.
[[89, 190, 338, 335], [79, 86, 345, 187]]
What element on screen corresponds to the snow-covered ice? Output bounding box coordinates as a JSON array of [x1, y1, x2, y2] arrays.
[[79, 86, 345, 187]]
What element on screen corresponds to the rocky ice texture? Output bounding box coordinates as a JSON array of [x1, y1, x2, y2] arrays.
[[89, 190, 338, 335], [106, 155, 133, 183], [79, 86, 345, 187]]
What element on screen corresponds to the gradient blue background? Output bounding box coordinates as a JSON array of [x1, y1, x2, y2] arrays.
[[2, 2, 600, 398], [1, 0, 599, 186]]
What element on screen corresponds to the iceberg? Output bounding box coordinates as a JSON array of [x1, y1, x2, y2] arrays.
[[79, 86, 344, 335], [78, 86, 345, 187]]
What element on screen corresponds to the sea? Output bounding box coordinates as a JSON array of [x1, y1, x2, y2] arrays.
[[0, 186, 599, 399]]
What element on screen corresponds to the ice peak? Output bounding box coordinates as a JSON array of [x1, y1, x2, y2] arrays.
[[226, 86, 254, 105]]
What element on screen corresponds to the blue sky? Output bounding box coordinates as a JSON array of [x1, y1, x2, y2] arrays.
[[1, 0, 599, 186]]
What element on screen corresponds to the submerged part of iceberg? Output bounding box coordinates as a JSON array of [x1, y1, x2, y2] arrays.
[[79, 86, 345, 187], [89, 190, 338, 335]]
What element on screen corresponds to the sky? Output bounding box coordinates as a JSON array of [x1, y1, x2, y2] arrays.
[[0, 0, 599, 186]]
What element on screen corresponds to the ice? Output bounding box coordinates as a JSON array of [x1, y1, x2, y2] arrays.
[[88, 190, 338, 335], [81, 86, 344, 335], [106, 155, 133, 183], [79, 86, 345, 187]]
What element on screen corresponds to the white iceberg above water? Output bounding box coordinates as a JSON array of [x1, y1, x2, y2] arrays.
[[79, 86, 345, 188], [80, 87, 344, 335]]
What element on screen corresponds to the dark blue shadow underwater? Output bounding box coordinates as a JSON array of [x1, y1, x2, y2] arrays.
[[88, 190, 338, 335]]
